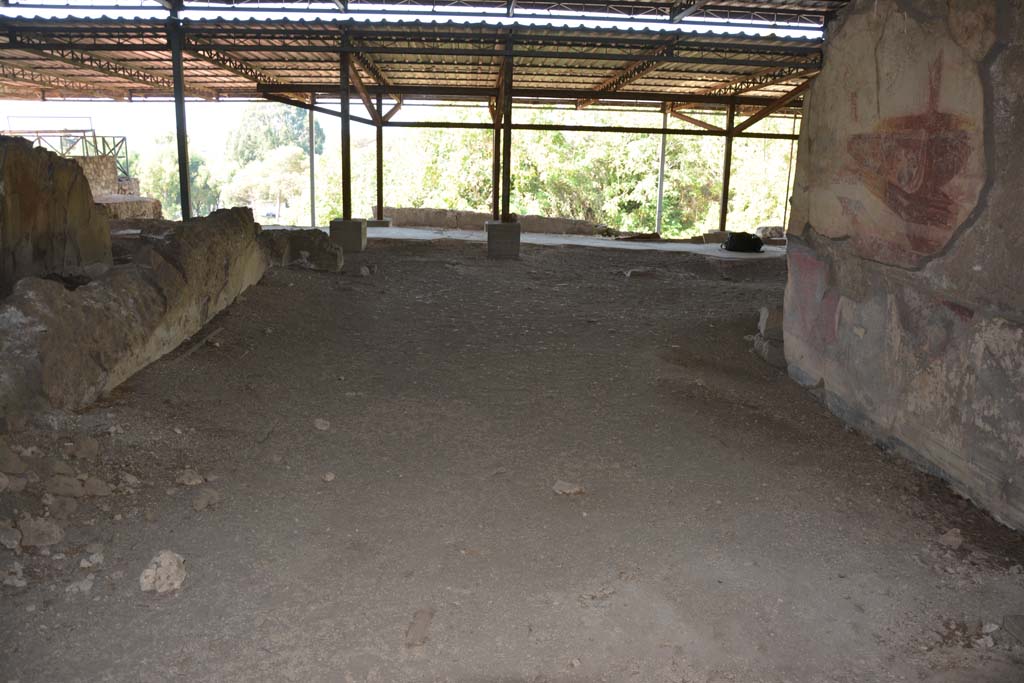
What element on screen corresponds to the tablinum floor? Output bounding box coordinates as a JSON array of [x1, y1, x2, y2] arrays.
[[1, 239, 1022, 682]]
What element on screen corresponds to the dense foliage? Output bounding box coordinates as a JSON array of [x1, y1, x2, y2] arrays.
[[140, 103, 799, 234]]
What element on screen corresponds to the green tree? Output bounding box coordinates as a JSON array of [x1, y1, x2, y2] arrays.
[[222, 145, 308, 223], [226, 104, 325, 166], [138, 135, 221, 220]]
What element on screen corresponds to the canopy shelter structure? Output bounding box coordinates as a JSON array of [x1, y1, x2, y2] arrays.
[[0, 1, 847, 227]]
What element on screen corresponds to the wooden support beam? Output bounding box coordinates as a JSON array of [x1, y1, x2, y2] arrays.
[[500, 42, 513, 223], [382, 101, 402, 123], [168, 13, 191, 220], [718, 104, 734, 232], [668, 109, 724, 132], [340, 47, 352, 221], [348, 62, 382, 126], [733, 79, 813, 134], [375, 94, 384, 222]]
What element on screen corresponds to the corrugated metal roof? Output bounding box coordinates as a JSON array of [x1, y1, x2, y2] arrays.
[[0, 14, 830, 105]]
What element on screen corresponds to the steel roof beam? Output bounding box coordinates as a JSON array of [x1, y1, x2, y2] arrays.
[[187, 44, 279, 85], [0, 61, 121, 97], [6, 36, 216, 98], [670, 0, 711, 22], [258, 81, 805, 108]]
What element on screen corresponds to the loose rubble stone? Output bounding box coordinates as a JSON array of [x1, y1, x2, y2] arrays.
[[323, 472, 336, 482], [45, 475, 85, 498], [405, 608, 435, 647], [314, 418, 331, 431], [80, 552, 104, 569], [48, 496, 79, 520], [0, 444, 28, 475], [982, 622, 1000, 634], [65, 574, 95, 596], [192, 487, 222, 512], [17, 516, 64, 547], [0, 526, 21, 550], [139, 550, 186, 593], [73, 435, 100, 461], [50, 460, 76, 477], [553, 480, 586, 496], [937, 528, 963, 549], [973, 635, 994, 648], [175, 469, 204, 486], [83, 477, 113, 497], [3, 562, 26, 588]]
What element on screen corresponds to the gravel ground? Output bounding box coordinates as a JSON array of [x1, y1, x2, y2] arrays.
[[1, 239, 1023, 682]]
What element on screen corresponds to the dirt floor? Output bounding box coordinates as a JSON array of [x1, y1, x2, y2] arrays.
[[2, 239, 1024, 682]]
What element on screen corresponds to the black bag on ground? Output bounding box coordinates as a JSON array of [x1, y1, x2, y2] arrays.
[[721, 231, 764, 253]]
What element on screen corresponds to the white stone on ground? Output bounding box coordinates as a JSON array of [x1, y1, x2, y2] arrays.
[[175, 469, 204, 486], [553, 480, 585, 496], [140, 550, 187, 593]]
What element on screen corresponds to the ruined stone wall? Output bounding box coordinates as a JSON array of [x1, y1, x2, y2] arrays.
[[785, 0, 1024, 528], [0, 208, 268, 413], [381, 206, 600, 235], [70, 155, 118, 196], [0, 137, 111, 296]]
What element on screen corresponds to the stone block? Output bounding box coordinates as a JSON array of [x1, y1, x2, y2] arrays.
[[753, 334, 786, 369], [260, 229, 343, 272], [0, 136, 111, 296], [366, 218, 392, 228], [758, 305, 784, 342], [485, 220, 521, 260], [330, 219, 367, 253]]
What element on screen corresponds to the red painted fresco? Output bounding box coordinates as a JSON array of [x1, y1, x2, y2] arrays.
[[843, 56, 974, 259]]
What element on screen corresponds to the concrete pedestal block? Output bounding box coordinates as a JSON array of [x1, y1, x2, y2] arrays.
[[330, 218, 368, 253], [485, 220, 521, 260], [366, 218, 392, 228]]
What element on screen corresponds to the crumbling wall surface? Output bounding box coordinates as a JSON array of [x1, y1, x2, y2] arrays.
[[71, 155, 118, 196], [785, 0, 1024, 528], [0, 208, 268, 413], [0, 136, 111, 296], [382, 206, 600, 235], [95, 195, 163, 221]]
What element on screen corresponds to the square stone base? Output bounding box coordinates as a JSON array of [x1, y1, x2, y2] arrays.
[[366, 218, 392, 228], [330, 218, 368, 253], [485, 220, 521, 260]]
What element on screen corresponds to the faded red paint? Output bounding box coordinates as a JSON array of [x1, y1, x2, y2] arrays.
[[842, 56, 974, 262], [788, 246, 840, 347]]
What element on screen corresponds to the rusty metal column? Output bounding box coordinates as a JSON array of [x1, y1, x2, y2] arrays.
[[168, 0, 191, 220], [340, 45, 352, 221], [500, 42, 513, 223], [718, 103, 735, 232], [376, 94, 384, 221], [309, 94, 316, 227]]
